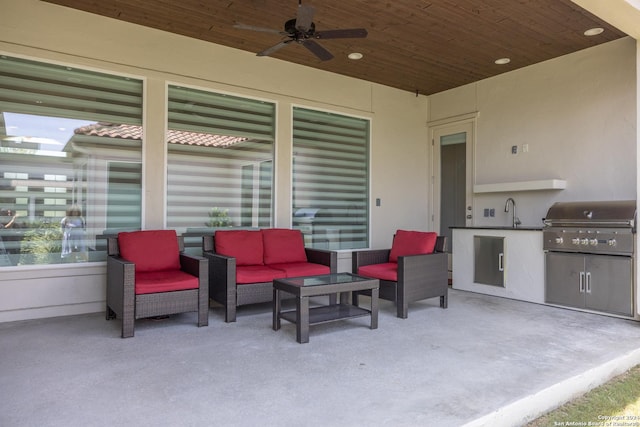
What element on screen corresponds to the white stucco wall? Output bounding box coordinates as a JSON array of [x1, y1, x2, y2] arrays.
[[429, 37, 637, 228]]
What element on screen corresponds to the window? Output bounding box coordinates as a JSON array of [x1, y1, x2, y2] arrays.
[[292, 107, 370, 249], [166, 85, 275, 251], [0, 56, 143, 266]]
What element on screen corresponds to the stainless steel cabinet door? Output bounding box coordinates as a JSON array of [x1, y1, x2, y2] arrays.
[[585, 255, 633, 316], [474, 236, 504, 287], [545, 252, 584, 308]]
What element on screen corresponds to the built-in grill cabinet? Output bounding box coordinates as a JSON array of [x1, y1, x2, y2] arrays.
[[543, 200, 636, 318]]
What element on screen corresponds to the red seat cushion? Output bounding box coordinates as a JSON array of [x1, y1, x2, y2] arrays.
[[135, 269, 199, 294], [118, 230, 181, 273], [269, 262, 330, 278], [215, 230, 264, 266], [235, 265, 287, 284], [389, 230, 437, 263], [358, 263, 398, 282], [262, 228, 307, 265]]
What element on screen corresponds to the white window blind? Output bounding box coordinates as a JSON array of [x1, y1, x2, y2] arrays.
[[166, 85, 275, 248], [292, 107, 370, 249], [0, 55, 143, 266]]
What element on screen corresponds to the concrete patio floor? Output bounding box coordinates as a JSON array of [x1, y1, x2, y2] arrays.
[[2, 288, 640, 427]]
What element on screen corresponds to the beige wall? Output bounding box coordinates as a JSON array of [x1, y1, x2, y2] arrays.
[[429, 37, 637, 227]]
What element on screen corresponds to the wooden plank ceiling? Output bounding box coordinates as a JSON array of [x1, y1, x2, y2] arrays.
[[42, 0, 626, 95]]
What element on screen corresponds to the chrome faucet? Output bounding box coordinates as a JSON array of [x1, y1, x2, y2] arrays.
[[504, 197, 521, 228]]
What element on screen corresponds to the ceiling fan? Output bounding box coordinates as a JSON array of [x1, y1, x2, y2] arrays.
[[233, 0, 368, 61]]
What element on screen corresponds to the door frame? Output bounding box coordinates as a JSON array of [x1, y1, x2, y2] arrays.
[[429, 113, 477, 234]]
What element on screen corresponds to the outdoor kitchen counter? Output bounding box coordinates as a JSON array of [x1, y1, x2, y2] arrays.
[[451, 226, 543, 231], [451, 227, 544, 304]]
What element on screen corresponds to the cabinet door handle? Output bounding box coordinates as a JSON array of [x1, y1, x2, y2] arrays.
[[586, 272, 591, 294], [498, 253, 504, 272], [579, 271, 585, 293]]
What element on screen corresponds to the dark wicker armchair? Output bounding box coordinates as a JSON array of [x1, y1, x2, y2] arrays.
[[352, 230, 448, 318], [106, 230, 209, 338]]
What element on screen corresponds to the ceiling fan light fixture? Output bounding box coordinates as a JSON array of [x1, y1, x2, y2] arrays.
[[348, 52, 363, 60], [494, 57, 510, 65], [584, 27, 604, 36]]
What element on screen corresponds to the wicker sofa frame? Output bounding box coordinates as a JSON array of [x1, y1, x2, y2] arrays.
[[106, 236, 209, 338], [352, 236, 448, 318], [203, 234, 337, 323]]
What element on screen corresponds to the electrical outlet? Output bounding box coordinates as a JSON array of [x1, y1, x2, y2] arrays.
[[511, 145, 518, 154], [490, 208, 495, 217], [484, 208, 489, 217], [522, 144, 529, 153]]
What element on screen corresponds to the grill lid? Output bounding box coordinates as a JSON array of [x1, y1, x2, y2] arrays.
[[543, 200, 637, 229]]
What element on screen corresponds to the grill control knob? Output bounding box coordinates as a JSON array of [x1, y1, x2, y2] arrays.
[[571, 238, 580, 245], [555, 237, 563, 244], [580, 238, 589, 245], [589, 239, 598, 246], [608, 239, 617, 246]]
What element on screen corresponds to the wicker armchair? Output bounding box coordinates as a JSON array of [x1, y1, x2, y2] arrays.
[[106, 230, 209, 338], [352, 230, 448, 318]]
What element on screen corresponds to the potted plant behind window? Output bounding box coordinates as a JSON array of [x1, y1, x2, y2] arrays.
[[205, 207, 232, 228], [20, 221, 63, 265]]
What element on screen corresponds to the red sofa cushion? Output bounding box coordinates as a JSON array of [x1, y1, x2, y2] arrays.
[[389, 230, 437, 263], [262, 228, 307, 265], [358, 262, 398, 282], [215, 230, 264, 266], [135, 269, 199, 294], [270, 262, 331, 278], [235, 265, 287, 284], [118, 230, 181, 273]]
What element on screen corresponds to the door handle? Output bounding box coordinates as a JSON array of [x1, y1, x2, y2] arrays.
[[585, 272, 591, 294], [498, 253, 504, 272], [579, 271, 585, 293], [466, 214, 472, 219]]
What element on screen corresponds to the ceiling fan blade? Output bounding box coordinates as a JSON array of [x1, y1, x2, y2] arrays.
[[302, 40, 334, 61], [315, 28, 368, 39], [234, 23, 283, 35], [257, 40, 291, 57], [295, 4, 315, 31]]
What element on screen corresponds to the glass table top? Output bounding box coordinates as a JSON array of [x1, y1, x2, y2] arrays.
[[280, 273, 372, 287]]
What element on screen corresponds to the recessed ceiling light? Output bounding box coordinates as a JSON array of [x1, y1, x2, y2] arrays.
[[494, 58, 511, 65], [348, 52, 363, 60], [584, 27, 604, 36]]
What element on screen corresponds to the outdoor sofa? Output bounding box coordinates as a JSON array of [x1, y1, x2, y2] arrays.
[[203, 228, 337, 322]]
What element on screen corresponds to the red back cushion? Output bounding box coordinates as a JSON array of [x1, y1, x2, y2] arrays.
[[214, 230, 264, 266], [388, 230, 438, 263], [118, 230, 181, 273], [262, 228, 307, 265]]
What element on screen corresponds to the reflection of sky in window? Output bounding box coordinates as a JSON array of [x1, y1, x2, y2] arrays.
[[3, 113, 94, 152]]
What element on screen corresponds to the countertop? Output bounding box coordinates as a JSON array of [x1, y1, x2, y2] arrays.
[[450, 226, 543, 231]]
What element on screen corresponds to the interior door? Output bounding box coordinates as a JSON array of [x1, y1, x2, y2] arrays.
[[431, 121, 474, 253]]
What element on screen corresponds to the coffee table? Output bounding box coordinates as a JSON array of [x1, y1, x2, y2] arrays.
[[272, 273, 379, 343]]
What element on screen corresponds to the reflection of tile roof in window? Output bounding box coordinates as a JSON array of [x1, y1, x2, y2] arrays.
[[74, 123, 248, 148]]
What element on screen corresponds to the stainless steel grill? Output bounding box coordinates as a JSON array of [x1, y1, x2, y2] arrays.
[[543, 200, 636, 318], [543, 200, 636, 256]]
